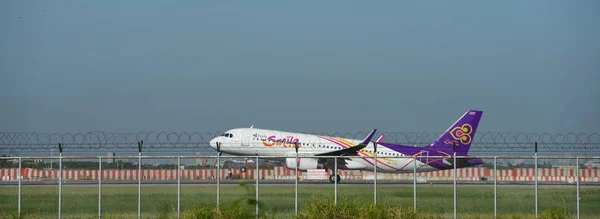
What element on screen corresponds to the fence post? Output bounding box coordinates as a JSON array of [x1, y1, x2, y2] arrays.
[[138, 141, 143, 219], [334, 156, 337, 207], [576, 157, 580, 219], [177, 156, 181, 219], [216, 143, 221, 209], [413, 155, 417, 212], [374, 141, 377, 207], [256, 156, 259, 219], [18, 157, 21, 218], [534, 142, 538, 218], [453, 142, 457, 219], [98, 157, 102, 219], [494, 156, 497, 219], [295, 142, 299, 216], [58, 143, 63, 219]]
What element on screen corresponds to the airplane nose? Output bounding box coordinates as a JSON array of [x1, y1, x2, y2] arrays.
[[209, 138, 217, 150], [209, 137, 225, 152]]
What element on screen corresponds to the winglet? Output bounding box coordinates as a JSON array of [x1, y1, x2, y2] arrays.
[[376, 134, 385, 143], [361, 129, 377, 145]]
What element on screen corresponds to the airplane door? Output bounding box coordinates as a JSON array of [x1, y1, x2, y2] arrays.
[[239, 135, 253, 154], [247, 139, 262, 155], [241, 138, 250, 147], [241, 133, 260, 155], [238, 131, 255, 154]]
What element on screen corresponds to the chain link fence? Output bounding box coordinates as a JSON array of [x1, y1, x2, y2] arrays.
[[1, 154, 599, 218], [2, 132, 600, 155]]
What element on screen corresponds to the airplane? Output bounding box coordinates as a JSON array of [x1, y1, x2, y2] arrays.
[[209, 110, 483, 183]]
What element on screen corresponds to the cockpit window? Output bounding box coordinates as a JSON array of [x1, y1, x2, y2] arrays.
[[229, 134, 233, 138]]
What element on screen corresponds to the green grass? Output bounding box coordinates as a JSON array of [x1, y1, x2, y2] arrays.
[[0, 183, 598, 218]]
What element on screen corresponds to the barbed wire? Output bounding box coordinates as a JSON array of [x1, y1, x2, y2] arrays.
[[1, 131, 599, 153]]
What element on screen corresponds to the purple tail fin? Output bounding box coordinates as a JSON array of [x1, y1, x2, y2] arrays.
[[430, 110, 483, 156]]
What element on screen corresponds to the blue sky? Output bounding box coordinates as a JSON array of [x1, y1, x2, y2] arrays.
[[1, 1, 599, 134]]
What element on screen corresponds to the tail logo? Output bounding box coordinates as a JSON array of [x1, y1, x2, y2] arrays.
[[449, 124, 473, 145]]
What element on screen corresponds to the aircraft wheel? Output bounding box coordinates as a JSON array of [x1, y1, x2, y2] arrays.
[[240, 166, 247, 173], [329, 174, 341, 183]]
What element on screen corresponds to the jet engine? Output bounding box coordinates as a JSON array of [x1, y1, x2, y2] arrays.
[[285, 158, 323, 170]]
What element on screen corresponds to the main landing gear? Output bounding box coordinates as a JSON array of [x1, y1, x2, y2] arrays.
[[329, 173, 341, 183]]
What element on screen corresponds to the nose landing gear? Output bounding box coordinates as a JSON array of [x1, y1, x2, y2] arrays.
[[240, 158, 249, 172]]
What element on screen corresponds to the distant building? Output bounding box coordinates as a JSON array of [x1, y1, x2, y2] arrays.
[[22, 158, 42, 163], [585, 161, 599, 169], [8, 158, 41, 164], [552, 165, 577, 169]]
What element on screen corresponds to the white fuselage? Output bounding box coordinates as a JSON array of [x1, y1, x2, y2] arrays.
[[209, 128, 437, 173]]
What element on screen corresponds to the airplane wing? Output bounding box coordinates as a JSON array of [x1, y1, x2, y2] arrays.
[[314, 129, 377, 156]]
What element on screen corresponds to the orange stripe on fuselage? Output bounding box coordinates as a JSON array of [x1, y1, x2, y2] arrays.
[[321, 137, 352, 148], [358, 151, 400, 170], [333, 138, 356, 146]]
